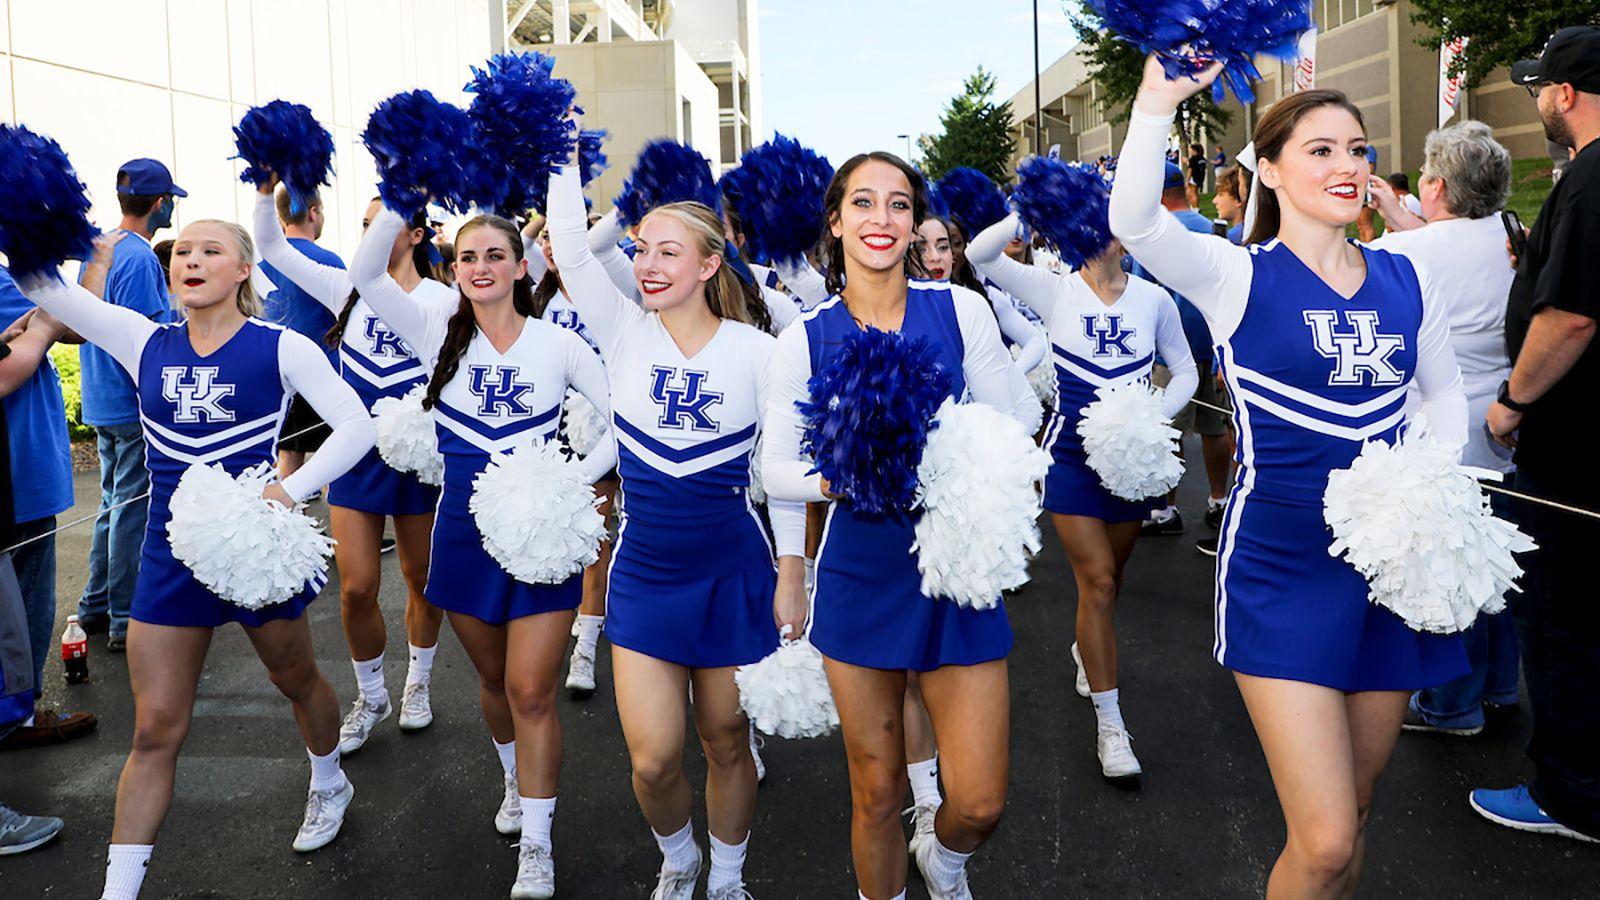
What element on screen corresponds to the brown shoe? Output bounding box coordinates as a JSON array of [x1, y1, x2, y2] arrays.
[[0, 709, 98, 751]]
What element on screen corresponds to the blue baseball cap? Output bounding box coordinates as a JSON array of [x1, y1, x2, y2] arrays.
[[1163, 162, 1186, 191], [116, 158, 187, 197]]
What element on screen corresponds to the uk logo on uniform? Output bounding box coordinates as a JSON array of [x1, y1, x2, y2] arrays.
[[649, 366, 722, 432], [1082, 313, 1136, 357], [468, 365, 535, 416], [160, 366, 235, 423], [1302, 310, 1406, 386], [364, 317, 410, 358]]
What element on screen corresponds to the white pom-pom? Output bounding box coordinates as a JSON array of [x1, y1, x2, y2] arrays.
[[736, 638, 839, 739], [1012, 338, 1056, 409], [470, 438, 606, 584], [746, 435, 766, 505], [561, 389, 607, 457], [1324, 428, 1536, 634], [372, 385, 443, 486], [168, 462, 335, 610], [912, 400, 1050, 608], [1077, 381, 1184, 501]]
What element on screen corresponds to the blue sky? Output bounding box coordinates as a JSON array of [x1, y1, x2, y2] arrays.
[[759, 0, 1080, 167]]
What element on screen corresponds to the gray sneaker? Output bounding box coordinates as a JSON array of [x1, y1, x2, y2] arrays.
[[649, 842, 702, 900], [495, 772, 522, 835], [1070, 643, 1090, 699], [0, 804, 63, 855], [510, 843, 556, 899], [338, 695, 392, 754], [398, 682, 433, 731], [906, 802, 939, 859], [565, 647, 596, 698], [706, 884, 755, 900], [292, 778, 354, 852]]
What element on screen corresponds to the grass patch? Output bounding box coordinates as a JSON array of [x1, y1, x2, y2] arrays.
[[49, 343, 94, 441]]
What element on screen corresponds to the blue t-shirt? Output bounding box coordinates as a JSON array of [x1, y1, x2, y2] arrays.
[[1133, 208, 1215, 365], [0, 266, 73, 524], [80, 232, 169, 426], [261, 238, 344, 352]]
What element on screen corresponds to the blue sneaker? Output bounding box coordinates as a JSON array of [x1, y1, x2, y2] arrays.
[[1469, 786, 1598, 844]]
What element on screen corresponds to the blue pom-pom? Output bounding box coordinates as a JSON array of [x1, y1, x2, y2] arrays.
[[233, 100, 335, 216], [363, 90, 479, 216], [924, 182, 951, 222], [718, 135, 834, 266], [798, 328, 954, 519], [936, 168, 1007, 238], [1012, 157, 1112, 271], [0, 124, 100, 281], [614, 140, 721, 227], [465, 51, 578, 216], [1085, 0, 1314, 105], [523, 128, 609, 215]]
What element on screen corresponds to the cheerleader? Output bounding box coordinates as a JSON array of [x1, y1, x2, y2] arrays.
[[17, 223, 376, 899], [967, 208, 1197, 784], [547, 145, 806, 899], [352, 204, 613, 899], [251, 177, 454, 748], [921, 216, 1048, 375], [1110, 58, 1467, 896], [763, 152, 1038, 900]]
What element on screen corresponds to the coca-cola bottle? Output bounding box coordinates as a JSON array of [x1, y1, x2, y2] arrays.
[[62, 615, 89, 685]]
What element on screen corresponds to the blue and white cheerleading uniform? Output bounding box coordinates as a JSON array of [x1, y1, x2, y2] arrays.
[[549, 166, 804, 668], [353, 208, 614, 625], [970, 216, 1197, 522], [253, 194, 455, 516], [1111, 108, 1470, 692], [763, 281, 1042, 672], [23, 278, 374, 628]]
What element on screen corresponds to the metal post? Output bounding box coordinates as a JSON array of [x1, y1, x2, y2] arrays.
[[1033, 0, 1042, 154], [897, 133, 912, 161]]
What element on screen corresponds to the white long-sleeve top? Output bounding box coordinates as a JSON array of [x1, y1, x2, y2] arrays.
[[22, 276, 373, 503], [548, 166, 806, 557], [1109, 107, 1466, 450], [969, 210, 1198, 419], [772, 257, 831, 310], [352, 207, 616, 482]]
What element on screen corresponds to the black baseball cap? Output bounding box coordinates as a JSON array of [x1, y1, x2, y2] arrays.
[[1512, 27, 1600, 93]]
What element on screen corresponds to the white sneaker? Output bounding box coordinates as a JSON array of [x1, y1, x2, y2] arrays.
[[706, 884, 755, 900], [1070, 643, 1090, 699], [565, 647, 596, 698], [912, 831, 973, 900], [494, 772, 522, 835], [292, 777, 354, 852], [748, 726, 766, 783], [337, 695, 392, 754], [510, 843, 556, 899], [1097, 727, 1143, 782], [648, 842, 701, 900], [905, 801, 939, 859], [398, 681, 433, 731]]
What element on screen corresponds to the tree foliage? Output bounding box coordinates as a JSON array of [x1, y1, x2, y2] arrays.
[[1411, 1, 1600, 85], [920, 68, 1018, 184], [1069, 12, 1232, 152]]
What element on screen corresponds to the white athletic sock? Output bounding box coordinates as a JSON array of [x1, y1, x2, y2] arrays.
[[101, 844, 152, 900], [573, 615, 603, 657], [352, 654, 386, 704], [906, 756, 942, 808], [653, 821, 698, 873], [707, 832, 749, 892], [405, 643, 437, 687], [1090, 688, 1126, 734], [493, 738, 518, 778], [1208, 496, 1227, 511], [519, 795, 556, 850], [927, 836, 973, 894], [307, 746, 345, 792], [859, 893, 906, 900]]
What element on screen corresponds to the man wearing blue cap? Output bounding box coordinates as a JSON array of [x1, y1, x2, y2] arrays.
[[75, 159, 185, 652]]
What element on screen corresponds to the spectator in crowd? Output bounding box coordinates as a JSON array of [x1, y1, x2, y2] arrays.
[[1133, 164, 1233, 542], [0, 268, 96, 750], [1385, 172, 1425, 218], [1357, 144, 1381, 241], [1212, 165, 1249, 244], [1367, 120, 1521, 737], [1212, 143, 1226, 177], [76, 158, 182, 652], [260, 185, 345, 480], [1478, 25, 1600, 844], [1185, 142, 1208, 208]]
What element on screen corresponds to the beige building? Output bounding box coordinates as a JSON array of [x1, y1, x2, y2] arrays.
[[496, 0, 765, 210], [1008, 0, 1545, 175]]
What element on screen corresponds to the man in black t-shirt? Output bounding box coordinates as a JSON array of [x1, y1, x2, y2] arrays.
[[1478, 25, 1600, 844], [1185, 142, 1207, 208]]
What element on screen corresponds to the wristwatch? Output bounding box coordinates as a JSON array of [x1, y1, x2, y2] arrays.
[[1497, 379, 1531, 414]]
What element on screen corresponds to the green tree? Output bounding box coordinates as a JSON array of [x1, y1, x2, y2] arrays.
[[1411, 1, 1600, 85], [920, 67, 1018, 184], [1069, 13, 1233, 151]]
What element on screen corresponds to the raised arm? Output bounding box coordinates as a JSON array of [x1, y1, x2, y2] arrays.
[[252, 191, 352, 313], [966, 212, 1062, 322], [561, 327, 618, 482], [1149, 289, 1200, 419], [991, 289, 1048, 371], [772, 257, 830, 309], [350, 207, 443, 357], [586, 208, 641, 302], [548, 166, 646, 360], [952, 286, 1042, 433], [762, 284, 800, 333], [17, 275, 158, 376], [277, 331, 376, 502], [761, 322, 827, 503]]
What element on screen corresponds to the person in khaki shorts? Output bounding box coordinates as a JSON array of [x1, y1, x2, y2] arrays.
[[1150, 360, 1233, 555]]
